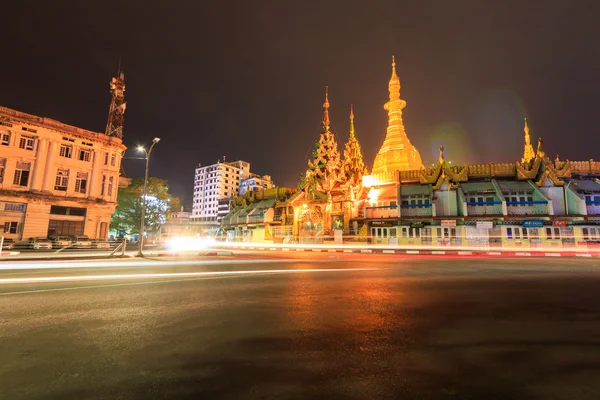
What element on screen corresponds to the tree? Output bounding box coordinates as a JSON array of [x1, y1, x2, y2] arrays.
[[110, 177, 181, 238]]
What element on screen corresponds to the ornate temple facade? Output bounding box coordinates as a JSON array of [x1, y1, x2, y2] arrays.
[[221, 58, 600, 249]]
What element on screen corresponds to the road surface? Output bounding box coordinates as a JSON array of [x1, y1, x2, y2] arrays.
[[1, 253, 600, 399]]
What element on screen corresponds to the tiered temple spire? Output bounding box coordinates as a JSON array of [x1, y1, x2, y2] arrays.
[[342, 105, 368, 186], [300, 88, 342, 193], [521, 118, 535, 163], [372, 56, 423, 174]]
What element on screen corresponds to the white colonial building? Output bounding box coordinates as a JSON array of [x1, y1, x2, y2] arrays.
[[0, 106, 126, 240]]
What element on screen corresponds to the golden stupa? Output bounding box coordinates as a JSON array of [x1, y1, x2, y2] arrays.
[[372, 57, 423, 174]]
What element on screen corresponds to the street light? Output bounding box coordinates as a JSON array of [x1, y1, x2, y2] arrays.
[[137, 137, 161, 257]]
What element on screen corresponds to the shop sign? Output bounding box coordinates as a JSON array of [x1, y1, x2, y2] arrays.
[[523, 220, 544, 228], [553, 220, 568, 227], [411, 222, 424, 228], [441, 220, 456, 227], [371, 221, 393, 227], [476, 221, 493, 230]]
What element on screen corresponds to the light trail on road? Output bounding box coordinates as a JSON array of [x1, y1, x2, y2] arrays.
[[0, 267, 376, 286]]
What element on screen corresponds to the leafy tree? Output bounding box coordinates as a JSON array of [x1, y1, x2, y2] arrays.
[[110, 177, 181, 237]]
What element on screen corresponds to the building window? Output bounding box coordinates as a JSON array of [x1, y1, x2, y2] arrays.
[[0, 158, 5, 183], [75, 172, 88, 194], [4, 203, 25, 212], [104, 152, 109, 165], [3, 222, 19, 234], [19, 135, 36, 150], [101, 175, 106, 196], [107, 176, 114, 197], [1, 131, 10, 146], [13, 161, 31, 187], [54, 169, 69, 191], [111, 154, 116, 166], [60, 144, 73, 158], [79, 149, 91, 162], [546, 227, 561, 240]]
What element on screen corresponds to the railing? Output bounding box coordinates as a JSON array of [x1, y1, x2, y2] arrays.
[[365, 205, 398, 219], [586, 205, 600, 216], [506, 201, 549, 216], [247, 215, 264, 224], [467, 202, 503, 215], [400, 204, 433, 217]]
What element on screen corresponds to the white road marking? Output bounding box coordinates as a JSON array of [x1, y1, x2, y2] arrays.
[[407, 250, 420, 254], [545, 253, 561, 257], [432, 251, 445, 255], [382, 250, 395, 254], [458, 251, 473, 255], [360, 249, 372, 253], [516, 252, 531, 256]]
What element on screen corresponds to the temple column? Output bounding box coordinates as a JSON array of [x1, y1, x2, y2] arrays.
[[88, 149, 104, 198], [30, 138, 48, 191], [42, 140, 58, 192]]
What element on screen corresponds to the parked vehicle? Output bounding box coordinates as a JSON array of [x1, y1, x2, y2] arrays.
[[1, 238, 15, 249], [93, 240, 110, 249], [49, 235, 73, 248], [70, 235, 92, 248], [29, 237, 53, 250]]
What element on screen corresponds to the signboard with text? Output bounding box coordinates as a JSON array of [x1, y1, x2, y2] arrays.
[[553, 220, 568, 227], [441, 220, 456, 227], [523, 220, 544, 228], [476, 221, 493, 230]]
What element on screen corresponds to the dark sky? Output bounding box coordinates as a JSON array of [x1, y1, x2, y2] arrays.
[[2, 0, 599, 206]]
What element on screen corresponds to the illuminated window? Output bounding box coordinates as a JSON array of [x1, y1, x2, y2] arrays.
[[3, 221, 19, 234], [107, 176, 114, 197], [13, 161, 30, 187], [60, 144, 73, 158], [75, 172, 88, 194], [79, 149, 91, 162], [0, 158, 5, 183], [19, 134, 36, 150], [54, 169, 69, 191], [1, 131, 10, 146]]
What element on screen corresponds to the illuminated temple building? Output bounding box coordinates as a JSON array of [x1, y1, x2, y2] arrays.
[[222, 58, 600, 248]]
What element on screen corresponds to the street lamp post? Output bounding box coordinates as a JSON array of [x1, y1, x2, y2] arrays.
[[137, 137, 161, 257]]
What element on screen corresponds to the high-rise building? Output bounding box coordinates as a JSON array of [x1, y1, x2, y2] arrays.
[[191, 160, 251, 226]]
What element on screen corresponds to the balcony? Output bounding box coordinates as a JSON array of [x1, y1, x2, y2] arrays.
[[400, 204, 433, 217], [467, 201, 503, 216], [365, 205, 398, 219], [506, 200, 549, 216], [247, 214, 265, 224], [586, 201, 600, 215]]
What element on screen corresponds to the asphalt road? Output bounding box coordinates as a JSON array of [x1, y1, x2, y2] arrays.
[[1, 253, 600, 399]]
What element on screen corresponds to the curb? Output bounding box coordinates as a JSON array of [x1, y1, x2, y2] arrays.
[[218, 246, 599, 258]]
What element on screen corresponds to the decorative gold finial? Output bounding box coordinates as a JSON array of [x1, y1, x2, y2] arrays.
[[439, 145, 445, 164], [349, 104, 355, 137], [322, 86, 330, 132], [521, 117, 535, 164]]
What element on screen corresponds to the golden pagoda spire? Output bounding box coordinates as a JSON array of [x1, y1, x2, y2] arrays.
[[349, 104, 355, 138], [322, 86, 330, 133], [521, 117, 535, 163], [372, 56, 423, 174]]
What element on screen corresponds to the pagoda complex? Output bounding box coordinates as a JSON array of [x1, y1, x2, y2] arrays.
[[372, 56, 423, 174], [222, 58, 600, 249]]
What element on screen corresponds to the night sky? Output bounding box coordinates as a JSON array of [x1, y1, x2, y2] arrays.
[[2, 1, 599, 206]]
